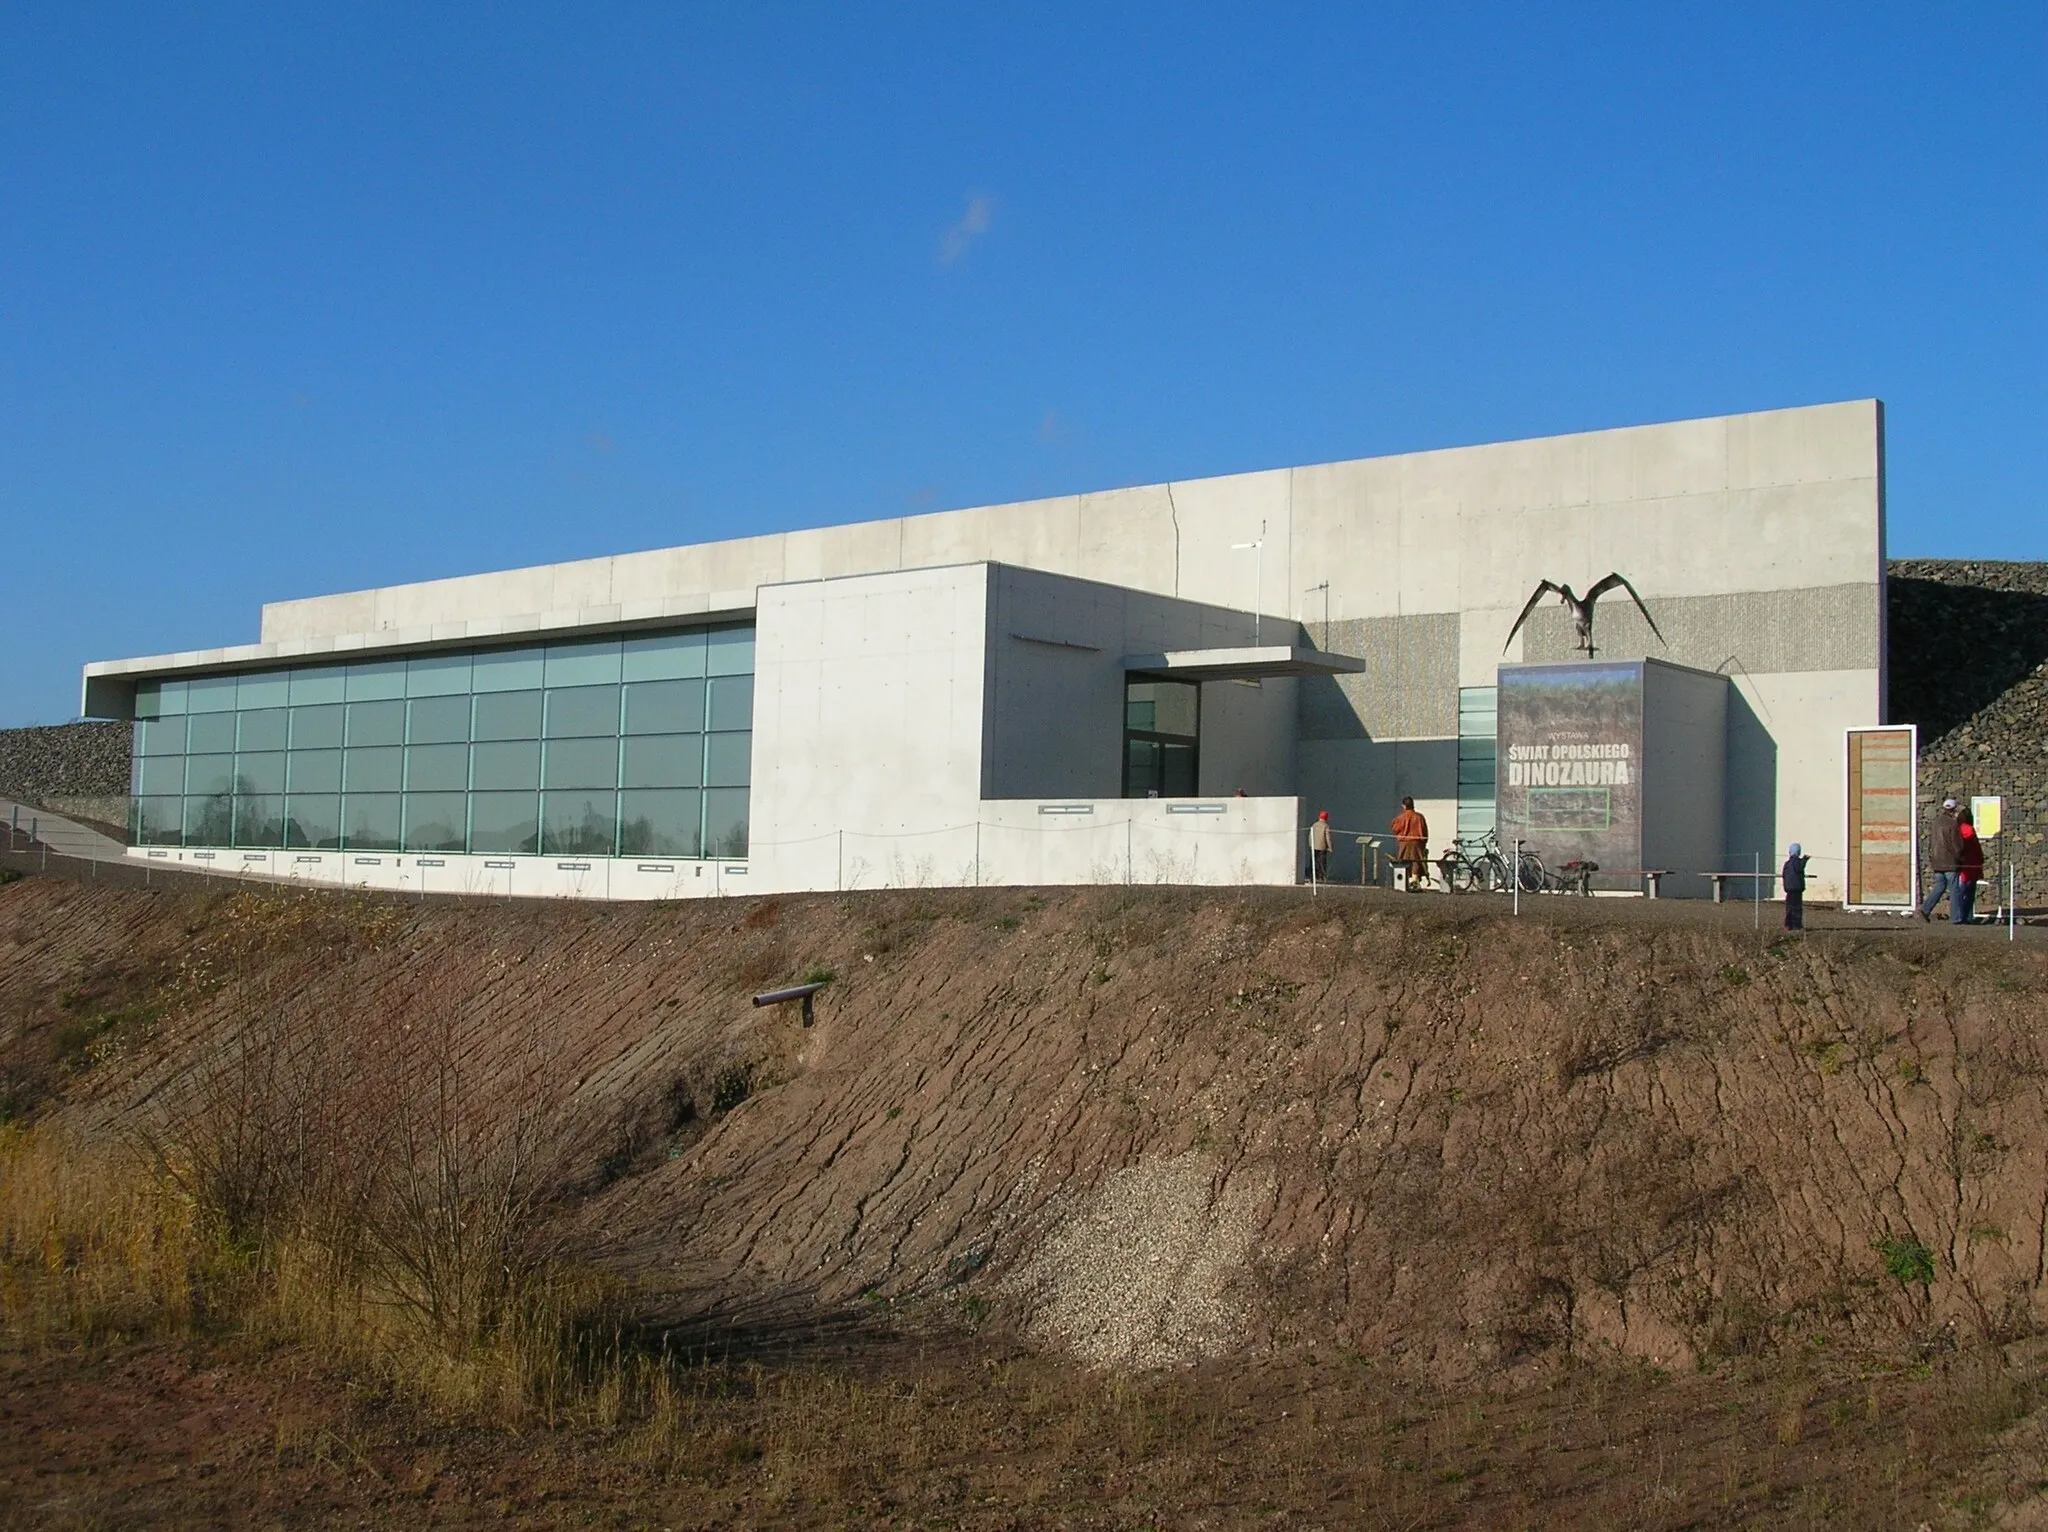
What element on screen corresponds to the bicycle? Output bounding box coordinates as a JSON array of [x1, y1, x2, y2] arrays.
[[1438, 829, 1513, 893]]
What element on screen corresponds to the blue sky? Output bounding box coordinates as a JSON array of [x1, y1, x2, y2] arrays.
[[2, 5, 2041, 725]]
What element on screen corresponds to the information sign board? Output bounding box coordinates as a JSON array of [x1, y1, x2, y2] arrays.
[[1845, 726, 1917, 910], [1972, 796, 2003, 839]]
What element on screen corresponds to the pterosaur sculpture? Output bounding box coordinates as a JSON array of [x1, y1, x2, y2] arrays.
[[1503, 573, 1666, 658]]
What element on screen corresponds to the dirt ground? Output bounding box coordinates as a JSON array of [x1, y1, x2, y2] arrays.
[[4, 1329, 2037, 1530], [7, 865, 2048, 1526]]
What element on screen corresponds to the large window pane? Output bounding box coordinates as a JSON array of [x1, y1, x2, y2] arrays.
[[543, 639, 622, 688], [235, 752, 286, 795], [407, 695, 470, 743], [405, 743, 469, 792], [469, 791, 539, 854], [135, 755, 185, 797], [472, 648, 544, 693], [342, 794, 401, 850], [136, 718, 186, 757], [704, 788, 749, 858], [704, 732, 751, 788], [346, 699, 406, 747], [1126, 679, 1199, 737], [343, 746, 403, 793], [623, 630, 706, 681], [706, 676, 752, 732], [621, 733, 701, 789], [234, 795, 284, 848], [543, 737, 618, 790], [290, 704, 344, 749], [186, 754, 235, 796], [1160, 742, 1196, 797], [188, 676, 238, 713], [545, 685, 621, 738], [288, 750, 342, 794], [403, 793, 468, 852], [186, 713, 237, 754], [406, 653, 472, 697], [540, 791, 617, 855], [184, 795, 234, 846], [471, 740, 540, 791], [135, 681, 182, 719], [345, 661, 406, 701], [237, 708, 289, 752], [472, 690, 542, 741], [707, 628, 754, 677], [237, 672, 289, 710], [288, 666, 346, 706], [134, 797, 183, 846], [620, 789, 702, 857], [624, 678, 704, 735], [285, 796, 341, 849]]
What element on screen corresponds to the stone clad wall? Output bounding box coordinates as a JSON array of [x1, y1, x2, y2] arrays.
[[0, 721, 130, 801], [1889, 560, 2048, 904]]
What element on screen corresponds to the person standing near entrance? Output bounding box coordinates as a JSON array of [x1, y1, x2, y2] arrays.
[[1391, 797, 1429, 891], [1955, 807, 1984, 926], [1308, 811, 1332, 882], [1781, 843, 1811, 930], [1918, 798, 1963, 923]]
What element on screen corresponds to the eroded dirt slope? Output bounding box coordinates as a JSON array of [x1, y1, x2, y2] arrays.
[[6, 877, 2047, 1382]]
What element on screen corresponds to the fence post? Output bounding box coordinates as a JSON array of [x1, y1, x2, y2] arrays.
[[1753, 851, 1761, 930], [1513, 839, 1521, 916]]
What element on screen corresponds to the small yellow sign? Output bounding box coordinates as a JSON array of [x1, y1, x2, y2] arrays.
[[1972, 796, 2003, 838]]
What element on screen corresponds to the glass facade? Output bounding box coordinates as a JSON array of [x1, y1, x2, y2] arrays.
[[1457, 685, 1498, 838], [130, 624, 754, 859], [1124, 678, 1200, 797]]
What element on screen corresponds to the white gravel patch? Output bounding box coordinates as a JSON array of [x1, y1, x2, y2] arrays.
[[1005, 1151, 1267, 1369]]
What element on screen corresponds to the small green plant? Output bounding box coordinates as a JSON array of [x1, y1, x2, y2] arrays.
[[1877, 1235, 1935, 1288], [799, 964, 835, 986], [710, 1065, 754, 1115], [1898, 1058, 1924, 1085], [1720, 964, 1750, 987], [994, 916, 1020, 933]]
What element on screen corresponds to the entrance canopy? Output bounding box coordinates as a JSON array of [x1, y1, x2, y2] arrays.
[[1121, 645, 1367, 682]]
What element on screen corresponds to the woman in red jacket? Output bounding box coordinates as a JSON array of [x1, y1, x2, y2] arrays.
[[1956, 807, 1985, 926]]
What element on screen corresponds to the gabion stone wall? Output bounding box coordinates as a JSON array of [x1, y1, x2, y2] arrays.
[[1890, 560, 2048, 903], [0, 721, 132, 801]]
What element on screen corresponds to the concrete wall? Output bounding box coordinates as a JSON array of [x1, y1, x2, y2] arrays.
[[1641, 660, 1730, 889], [981, 564, 1297, 802], [94, 400, 1886, 897], [120, 796, 1301, 897], [748, 564, 992, 895]]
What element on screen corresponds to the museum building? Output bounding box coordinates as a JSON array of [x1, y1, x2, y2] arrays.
[[81, 399, 1888, 901]]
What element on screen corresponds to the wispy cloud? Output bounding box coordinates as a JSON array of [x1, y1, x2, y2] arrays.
[[939, 193, 995, 265]]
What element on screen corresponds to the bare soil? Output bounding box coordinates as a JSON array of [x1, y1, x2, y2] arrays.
[[7, 871, 2048, 1526]]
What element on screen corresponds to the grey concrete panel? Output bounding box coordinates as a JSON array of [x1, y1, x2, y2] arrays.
[[1518, 582, 1880, 675], [1640, 661, 1729, 884], [1298, 613, 1460, 741], [981, 565, 1300, 801]]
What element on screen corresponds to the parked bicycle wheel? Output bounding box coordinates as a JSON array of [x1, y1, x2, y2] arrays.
[[1516, 849, 1546, 893], [1473, 852, 1509, 892]]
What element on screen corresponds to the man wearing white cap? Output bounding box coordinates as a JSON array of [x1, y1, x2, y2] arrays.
[[1781, 843, 1812, 930], [1917, 798, 1964, 923]]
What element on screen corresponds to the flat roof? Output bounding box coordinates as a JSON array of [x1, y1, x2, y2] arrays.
[[1122, 646, 1368, 681]]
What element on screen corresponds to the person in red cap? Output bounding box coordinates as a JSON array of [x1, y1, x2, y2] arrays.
[[1308, 810, 1332, 882]]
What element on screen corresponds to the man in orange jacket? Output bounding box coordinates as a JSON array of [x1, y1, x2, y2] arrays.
[[1391, 796, 1429, 891]]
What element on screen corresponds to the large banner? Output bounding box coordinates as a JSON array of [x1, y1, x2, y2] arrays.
[[1845, 726, 1917, 910], [1497, 662, 1644, 876]]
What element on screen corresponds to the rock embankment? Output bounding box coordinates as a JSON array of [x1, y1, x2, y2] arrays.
[[1888, 560, 2048, 898]]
